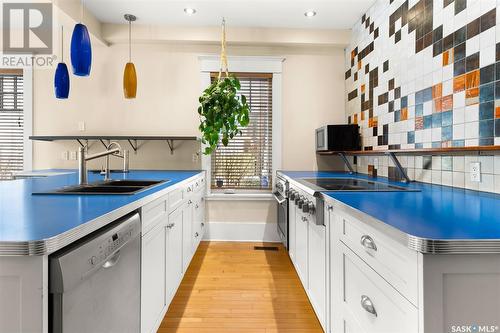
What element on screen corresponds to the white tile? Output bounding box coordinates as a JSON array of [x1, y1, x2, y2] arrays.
[[480, 28, 496, 48], [432, 128, 442, 142], [465, 138, 479, 146], [480, 0, 496, 15], [454, 91, 466, 108], [464, 105, 479, 122], [480, 155, 494, 174], [442, 79, 453, 96], [495, 175, 500, 193], [442, 171, 453, 186], [453, 156, 465, 172], [480, 44, 496, 67], [465, 173, 480, 190], [432, 170, 442, 184], [465, 155, 480, 170], [453, 124, 465, 140], [495, 155, 500, 174], [432, 156, 442, 170], [464, 121, 479, 139], [453, 171, 465, 188], [407, 155, 415, 168], [454, 107, 465, 124], [466, 36, 480, 56], [479, 174, 495, 192], [423, 101, 433, 115]]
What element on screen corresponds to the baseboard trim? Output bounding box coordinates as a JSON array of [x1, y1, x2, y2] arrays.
[[203, 222, 280, 242]]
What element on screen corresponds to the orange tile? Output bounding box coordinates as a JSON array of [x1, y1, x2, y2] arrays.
[[466, 70, 480, 89], [415, 116, 424, 130], [361, 111, 365, 121], [496, 107, 500, 119], [453, 75, 465, 93], [361, 84, 366, 93], [466, 87, 479, 98], [442, 94, 453, 111], [351, 50, 356, 60], [353, 114, 358, 124], [434, 98, 443, 113], [368, 116, 378, 128], [432, 83, 442, 99], [358, 61, 362, 70], [401, 107, 408, 121], [442, 50, 449, 66]]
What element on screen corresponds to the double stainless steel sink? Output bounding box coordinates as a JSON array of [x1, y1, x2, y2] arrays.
[[34, 179, 168, 195]]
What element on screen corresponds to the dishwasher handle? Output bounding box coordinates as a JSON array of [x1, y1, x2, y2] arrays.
[[102, 250, 121, 268]]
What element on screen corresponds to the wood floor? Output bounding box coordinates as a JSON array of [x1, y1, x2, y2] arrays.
[[158, 241, 324, 333]]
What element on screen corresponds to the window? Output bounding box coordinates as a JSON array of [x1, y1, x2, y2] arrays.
[[0, 69, 24, 180], [210, 72, 273, 191]]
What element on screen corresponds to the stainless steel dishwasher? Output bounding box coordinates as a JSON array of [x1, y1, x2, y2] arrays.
[[49, 212, 141, 333]]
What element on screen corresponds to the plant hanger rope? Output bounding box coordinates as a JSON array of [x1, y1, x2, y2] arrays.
[[218, 18, 229, 80]]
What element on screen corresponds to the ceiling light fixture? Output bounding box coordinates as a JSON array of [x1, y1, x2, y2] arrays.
[[123, 14, 137, 99], [184, 7, 196, 15], [304, 10, 317, 18]]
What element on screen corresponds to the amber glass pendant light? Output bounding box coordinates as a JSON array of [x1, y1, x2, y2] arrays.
[[123, 14, 137, 99]]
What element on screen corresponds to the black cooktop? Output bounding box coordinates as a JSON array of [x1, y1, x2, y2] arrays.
[[299, 178, 417, 192]]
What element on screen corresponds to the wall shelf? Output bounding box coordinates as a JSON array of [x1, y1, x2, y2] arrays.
[[317, 146, 500, 156], [29, 135, 199, 154], [318, 146, 500, 183]]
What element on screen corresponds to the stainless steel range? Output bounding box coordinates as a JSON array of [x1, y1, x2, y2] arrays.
[[274, 175, 289, 248]]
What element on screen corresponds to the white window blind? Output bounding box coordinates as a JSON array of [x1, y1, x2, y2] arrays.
[[211, 72, 273, 191], [0, 69, 24, 180]]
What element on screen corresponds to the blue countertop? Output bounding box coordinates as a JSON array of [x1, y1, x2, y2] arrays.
[[0, 170, 201, 243], [279, 171, 500, 241]]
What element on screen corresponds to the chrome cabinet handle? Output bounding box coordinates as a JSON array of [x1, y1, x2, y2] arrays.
[[187, 187, 192, 192], [188, 199, 193, 204], [360, 295, 377, 317], [102, 251, 120, 269], [195, 232, 199, 237], [201, 222, 205, 227], [195, 204, 199, 209], [327, 205, 334, 211], [301, 216, 308, 222], [167, 222, 175, 229], [360, 235, 377, 251]]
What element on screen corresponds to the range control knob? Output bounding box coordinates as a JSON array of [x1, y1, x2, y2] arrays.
[[294, 195, 301, 205], [303, 201, 315, 214], [89, 256, 97, 265], [298, 197, 305, 209], [289, 191, 296, 200]]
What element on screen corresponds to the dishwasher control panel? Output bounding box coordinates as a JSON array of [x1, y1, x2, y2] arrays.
[[89, 224, 136, 267]]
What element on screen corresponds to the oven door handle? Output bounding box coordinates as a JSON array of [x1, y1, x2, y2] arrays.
[[273, 192, 286, 204]]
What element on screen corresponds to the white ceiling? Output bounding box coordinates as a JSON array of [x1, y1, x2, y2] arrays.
[[84, 0, 376, 29]]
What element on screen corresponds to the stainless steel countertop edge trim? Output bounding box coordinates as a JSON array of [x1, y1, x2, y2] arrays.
[[278, 173, 500, 254], [0, 172, 205, 256]]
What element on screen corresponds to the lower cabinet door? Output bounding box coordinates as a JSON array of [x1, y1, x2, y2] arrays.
[[295, 209, 308, 289], [166, 207, 184, 306], [288, 199, 296, 262], [192, 196, 204, 252], [141, 223, 166, 333], [308, 219, 326, 330], [339, 242, 418, 333]]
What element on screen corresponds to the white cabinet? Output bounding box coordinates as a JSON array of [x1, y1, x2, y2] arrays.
[[288, 196, 297, 262], [182, 200, 193, 272], [308, 216, 326, 329], [166, 206, 184, 305], [294, 208, 309, 288], [192, 194, 205, 252], [141, 222, 167, 333]]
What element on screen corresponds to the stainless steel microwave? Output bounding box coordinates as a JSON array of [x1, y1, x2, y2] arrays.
[[315, 125, 361, 151]]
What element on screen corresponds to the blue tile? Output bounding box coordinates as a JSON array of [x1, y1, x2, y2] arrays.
[[479, 138, 494, 145], [401, 96, 408, 108], [415, 143, 424, 148], [442, 126, 452, 141], [395, 110, 401, 122], [432, 141, 442, 148], [479, 101, 494, 119], [415, 90, 424, 104], [479, 119, 494, 138], [496, 119, 500, 137], [452, 140, 465, 147], [479, 83, 494, 103], [407, 131, 415, 144], [441, 111, 453, 126], [415, 104, 423, 116], [432, 113, 442, 128], [423, 87, 433, 102], [424, 115, 433, 129]]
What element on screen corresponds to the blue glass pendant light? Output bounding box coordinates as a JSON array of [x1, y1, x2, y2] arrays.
[[54, 26, 70, 99], [70, 1, 92, 76]]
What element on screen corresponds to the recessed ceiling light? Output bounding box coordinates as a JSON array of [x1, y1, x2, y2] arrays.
[[184, 7, 196, 15], [304, 10, 317, 18]]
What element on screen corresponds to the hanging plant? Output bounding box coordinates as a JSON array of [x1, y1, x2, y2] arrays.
[[198, 19, 250, 155]]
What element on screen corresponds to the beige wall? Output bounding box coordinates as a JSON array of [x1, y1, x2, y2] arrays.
[[32, 13, 346, 223]]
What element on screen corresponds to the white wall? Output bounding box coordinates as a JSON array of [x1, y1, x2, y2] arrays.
[[32, 11, 347, 225]]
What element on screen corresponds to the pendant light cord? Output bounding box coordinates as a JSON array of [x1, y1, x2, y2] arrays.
[[60, 26, 64, 61], [128, 21, 132, 62], [218, 18, 228, 80]]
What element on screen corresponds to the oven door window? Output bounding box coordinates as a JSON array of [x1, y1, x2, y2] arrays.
[[276, 198, 287, 246]]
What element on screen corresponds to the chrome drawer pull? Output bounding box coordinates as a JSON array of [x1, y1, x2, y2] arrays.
[[360, 295, 377, 317], [166, 223, 175, 229], [360, 235, 377, 251]]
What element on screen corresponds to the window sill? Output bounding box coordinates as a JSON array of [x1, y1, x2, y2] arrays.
[[205, 192, 274, 201]]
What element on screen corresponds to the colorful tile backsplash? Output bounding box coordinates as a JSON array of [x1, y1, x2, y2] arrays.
[[344, 0, 500, 193], [345, 0, 500, 150]]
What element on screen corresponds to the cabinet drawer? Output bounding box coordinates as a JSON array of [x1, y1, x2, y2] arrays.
[[142, 196, 168, 234], [340, 242, 418, 333], [168, 188, 184, 213], [339, 213, 418, 305], [193, 177, 205, 193]]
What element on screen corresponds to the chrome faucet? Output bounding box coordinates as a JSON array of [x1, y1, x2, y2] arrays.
[[77, 142, 129, 185]]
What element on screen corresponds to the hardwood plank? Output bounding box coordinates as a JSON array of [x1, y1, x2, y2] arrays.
[[158, 241, 323, 333]]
